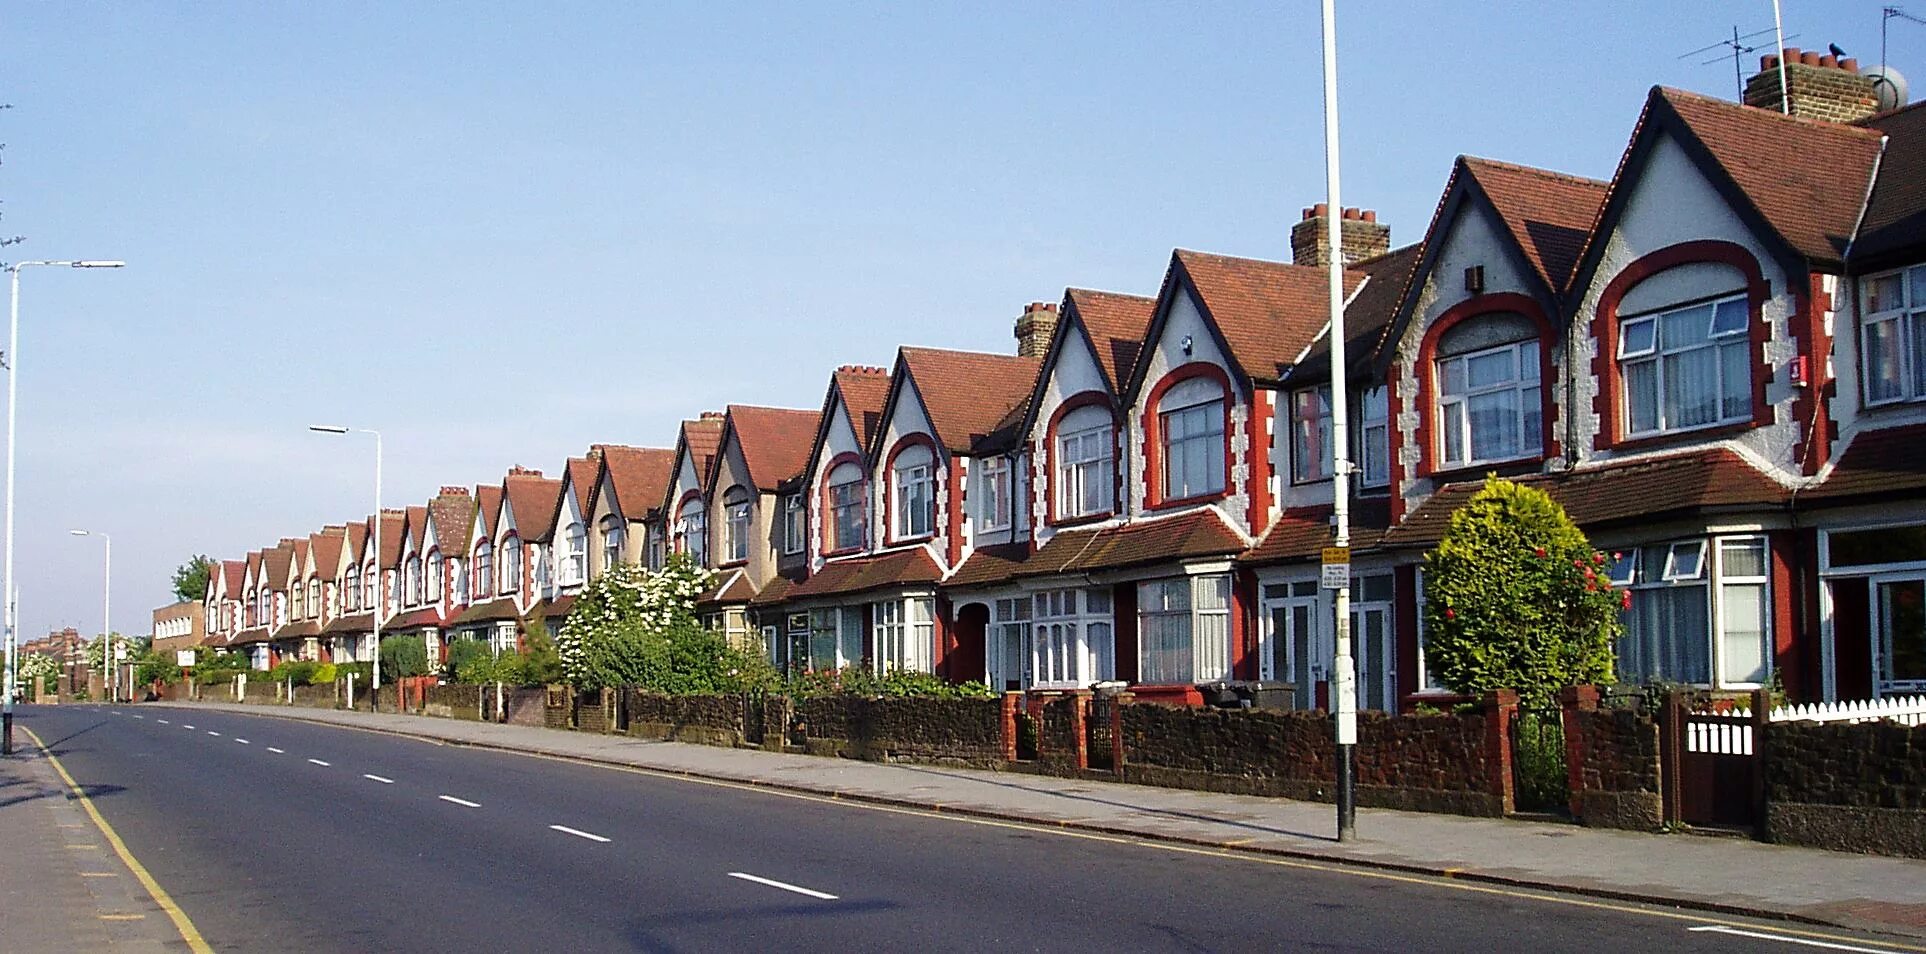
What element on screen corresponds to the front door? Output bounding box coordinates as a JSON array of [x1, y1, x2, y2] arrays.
[[1875, 575, 1926, 695], [1352, 604, 1393, 711], [1261, 581, 1322, 709], [987, 598, 1030, 692]]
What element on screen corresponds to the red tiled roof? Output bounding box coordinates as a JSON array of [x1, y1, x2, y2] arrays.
[[273, 620, 320, 641], [898, 347, 1040, 454], [453, 599, 520, 625], [833, 366, 893, 450], [748, 574, 800, 607], [229, 627, 272, 646], [784, 549, 944, 601], [403, 506, 428, 552], [221, 560, 245, 591], [528, 595, 576, 620], [322, 612, 373, 635], [1065, 288, 1155, 391], [261, 545, 293, 589], [1170, 249, 1365, 386], [697, 569, 759, 606], [430, 490, 475, 557], [1241, 498, 1393, 566], [950, 511, 1245, 588], [503, 472, 562, 542], [390, 608, 443, 629], [1382, 448, 1791, 549], [309, 527, 346, 575], [566, 455, 597, 510], [1856, 100, 1926, 268], [376, 511, 406, 567], [727, 405, 821, 491], [680, 416, 727, 494], [1652, 87, 1883, 268], [290, 538, 310, 568], [474, 485, 503, 538], [1299, 244, 1423, 381], [1805, 424, 1926, 504], [593, 447, 673, 521], [1461, 157, 1609, 292], [944, 542, 1034, 589]]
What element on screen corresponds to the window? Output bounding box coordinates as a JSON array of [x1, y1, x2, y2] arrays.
[[1862, 266, 1926, 404], [1056, 404, 1114, 518], [427, 553, 444, 602], [406, 556, 422, 606], [1357, 387, 1390, 487], [977, 457, 1011, 531], [534, 546, 551, 590], [1618, 535, 1771, 688], [599, 515, 624, 570], [1292, 386, 1332, 482], [1031, 587, 1115, 687], [892, 445, 935, 539], [564, 523, 587, 584], [722, 487, 752, 563], [827, 462, 866, 552], [807, 607, 865, 671], [1138, 575, 1231, 684], [873, 598, 934, 674], [308, 580, 321, 618], [500, 536, 522, 595], [991, 597, 1032, 691], [291, 583, 303, 620], [677, 498, 707, 566], [1159, 376, 1227, 499], [1618, 294, 1750, 436], [647, 524, 665, 570], [363, 563, 377, 610], [344, 571, 359, 613], [1437, 341, 1541, 467], [472, 541, 492, 599], [782, 495, 806, 555]]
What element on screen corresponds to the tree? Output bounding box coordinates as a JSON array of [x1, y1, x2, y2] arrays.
[[1423, 476, 1623, 708], [378, 634, 430, 678], [555, 555, 757, 693], [171, 555, 216, 603]]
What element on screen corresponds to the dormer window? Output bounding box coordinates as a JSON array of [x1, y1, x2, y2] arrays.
[[1437, 329, 1542, 468], [891, 445, 935, 539], [782, 495, 806, 555], [827, 461, 866, 553], [307, 580, 321, 618], [1158, 377, 1227, 500], [647, 524, 665, 570], [564, 522, 587, 584], [1358, 387, 1390, 488], [677, 498, 708, 566], [1291, 386, 1332, 482], [1862, 266, 1926, 404], [722, 487, 752, 563], [363, 563, 377, 610], [600, 515, 624, 570], [291, 584, 304, 620], [977, 457, 1011, 531], [500, 536, 522, 595], [1618, 294, 1749, 437], [1056, 405, 1114, 519]]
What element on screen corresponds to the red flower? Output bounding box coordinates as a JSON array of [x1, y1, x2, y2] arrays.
[[1593, 552, 1606, 565], [1612, 551, 1623, 561], [1621, 590, 1633, 609], [1572, 559, 1584, 568], [1585, 583, 1597, 592], [1444, 608, 1456, 620], [1533, 547, 1547, 559]]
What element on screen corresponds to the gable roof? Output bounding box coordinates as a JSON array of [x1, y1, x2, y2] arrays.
[[1133, 249, 1365, 394], [429, 490, 475, 556], [346, 520, 368, 564], [403, 505, 428, 552], [309, 526, 346, 575], [222, 560, 245, 592], [1065, 288, 1155, 391], [474, 484, 503, 538], [591, 446, 674, 520], [502, 470, 562, 542], [721, 405, 821, 492], [375, 510, 406, 567], [261, 545, 293, 588], [802, 365, 893, 487], [1296, 243, 1423, 383], [1572, 87, 1883, 290], [668, 415, 727, 506], [892, 347, 1041, 455], [1461, 157, 1610, 292], [1853, 99, 1926, 270]]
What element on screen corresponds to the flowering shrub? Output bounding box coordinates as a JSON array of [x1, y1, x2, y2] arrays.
[[19, 652, 57, 692], [555, 555, 766, 693], [1423, 476, 1621, 708]]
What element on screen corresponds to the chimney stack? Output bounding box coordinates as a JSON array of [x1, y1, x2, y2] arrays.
[[1291, 204, 1391, 267], [437, 485, 470, 498], [1744, 47, 1879, 123], [1014, 301, 1059, 358]]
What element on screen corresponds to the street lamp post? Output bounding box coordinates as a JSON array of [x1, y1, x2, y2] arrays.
[[310, 425, 381, 703], [3, 259, 123, 753], [70, 529, 110, 702]]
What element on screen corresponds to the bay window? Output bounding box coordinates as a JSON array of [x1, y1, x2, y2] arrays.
[[892, 446, 935, 539], [1158, 377, 1226, 499], [782, 495, 805, 554], [1031, 587, 1114, 687], [500, 537, 522, 595], [722, 487, 752, 563], [1056, 404, 1114, 518], [807, 607, 865, 671], [827, 462, 866, 552], [1614, 535, 1771, 688], [1618, 294, 1750, 436], [873, 597, 934, 674], [978, 457, 1011, 531], [1861, 265, 1926, 404], [1138, 574, 1231, 684], [1437, 340, 1541, 467]]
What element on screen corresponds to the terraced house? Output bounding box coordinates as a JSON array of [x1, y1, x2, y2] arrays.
[[189, 51, 1926, 705]]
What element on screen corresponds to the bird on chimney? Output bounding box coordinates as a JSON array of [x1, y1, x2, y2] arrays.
[[1829, 42, 1848, 59]]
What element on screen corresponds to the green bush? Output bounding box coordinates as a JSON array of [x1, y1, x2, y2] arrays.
[[445, 639, 493, 682], [134, 649, 181, 686], [520, 629, 565, 686], [331, 661, 373, 685], [268, 659, 320, 686], [379, 634, 430, 678], [311, 662, 338, 685], [781, 666, 996, 700], [1423, 476, 1621, 708]]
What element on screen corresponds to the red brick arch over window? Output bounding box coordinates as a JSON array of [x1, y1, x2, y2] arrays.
[[1590, 240, 1771, 452], [1044, 390, 1120, 527], [818, 451, 866, 557], [880, 433, 941, 545], [1141, 361, 1237, 511], [1412, 292, 1560, 478]]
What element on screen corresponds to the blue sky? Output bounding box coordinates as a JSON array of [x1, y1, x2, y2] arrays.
[[4, 1, 1916, 637]]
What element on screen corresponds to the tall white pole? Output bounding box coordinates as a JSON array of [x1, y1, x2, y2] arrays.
[[371, 430, 382, 701], [1772, 0, 1791, 114], [2, 267, 18, 752], [1319, 0, 1359, 842], [102, 532, 111, 701]]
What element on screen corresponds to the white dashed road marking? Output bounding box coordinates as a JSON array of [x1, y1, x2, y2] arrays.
[[267, 747, 285, 754], [234, 739, 250, 745], [308, 759, 330, 767], [726, 872, 839, 900], [182, 725, 195, 730], [363, 774, 394, 784], [207, 731, 220, 736], [549, 825, 610, 843], [157, 719, 170, 724], [439, 796, 480, 808]]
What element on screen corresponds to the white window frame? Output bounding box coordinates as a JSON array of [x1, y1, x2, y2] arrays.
[[782, 494, 806, 555], [977, 457, 1011, 531], [892, 449, 935, 540], [1137, 574, 1231, 684], [564, 523, 587, 585], [346, 567, 361, 612], [1056, 409, 1114, 519], [1357, 386, 1390, 488], [1291, 386, 1332, 482], [599, 515, 624, 571], [678, 499, 707, 566], [472, 542, 492, 600], [807, 607, 864, 671], [500, 538, 522, 595], [1436, 340, 1542, 468], [1618, 534, 1772, 689], [1158, 378, 1227, 500], [406, 556, 423, 606], [1617, 293, 1751, 437], [872, 598, 934, 674], [1860, 265, 1926, 406], [827, 464, 866, 553], [427, 552, 444, 602], [722, 488, 752, 563], [1030, 587, 1114, 689]]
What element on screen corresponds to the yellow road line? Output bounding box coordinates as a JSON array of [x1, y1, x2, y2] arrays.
[[24, 727, 215, 954]]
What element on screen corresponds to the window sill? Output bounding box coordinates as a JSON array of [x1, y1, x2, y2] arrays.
[[1047, 511, 1114, 529], [1422, 456, 1546, 484], [1147, 490, 1229, 512], [822, 546, 866, 559], [1610, 419, 1756, 453], [715, 559, 748, 570], [887, 533, 936, 547]]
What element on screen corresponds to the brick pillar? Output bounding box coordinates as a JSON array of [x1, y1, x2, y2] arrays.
[[1070, 690, 1091, 771], [1558, 685, 1600, 820], [1000, 692, 1020, 763], [1111, 691, 1132, 780], [1483, 688, 1519, 815]]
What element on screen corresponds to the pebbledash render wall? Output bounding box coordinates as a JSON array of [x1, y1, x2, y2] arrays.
[[1126, 291, 1254, 534], [1764, 721, 1926, 859]]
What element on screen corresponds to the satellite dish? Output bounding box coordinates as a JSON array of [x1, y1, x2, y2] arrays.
[[1868, 65, 1910, 112]]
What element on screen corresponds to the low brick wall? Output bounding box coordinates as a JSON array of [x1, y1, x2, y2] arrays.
[[290, 684, 336, 708], [1765, 720, 1926, 858], [499, 687, 546, 726], [1119, 704, 1505, 816], [425, 683, 484, 721], [1565, 707, 1662, 830], [794, 695, 1004, 767], [242, 679, 279, 705], [542, 686, 571, 729], [574, 689, 609, 734], [625, 691, 745, 746]]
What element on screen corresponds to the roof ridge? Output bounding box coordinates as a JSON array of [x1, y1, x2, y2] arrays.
[[900, 344, 1037, 361], [1067, 287, 1155, 301], [1656, 85, 1885, 139], [1460, 154, 1610, 187]]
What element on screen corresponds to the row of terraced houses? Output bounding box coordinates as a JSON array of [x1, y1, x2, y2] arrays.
[[190, 53, 1926, 707]]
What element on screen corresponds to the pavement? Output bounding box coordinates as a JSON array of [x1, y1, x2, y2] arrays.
[[152, 698, 1926, 941], [0, 724, 202, 952]]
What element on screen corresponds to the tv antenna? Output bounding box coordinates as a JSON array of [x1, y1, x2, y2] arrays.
[[1887, 6, 1926, 72], [1680, 26, 1799, 98]]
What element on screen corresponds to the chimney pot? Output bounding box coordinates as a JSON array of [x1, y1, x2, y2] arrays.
[[1761, 53, 1779, 70], [1801, 50, 1822, 66], [1311, 202, 1329, 218], [1361, 209, 1377, 223], [1840, 57, 1858, 73], [1819, 53, 1837, 68], [1342, 207, 1360, 220]]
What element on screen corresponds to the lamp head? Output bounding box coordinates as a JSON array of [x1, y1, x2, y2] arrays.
[[308, 425, 349, 434], [68, 529, 88, 537], [71, 261, 125, 269]]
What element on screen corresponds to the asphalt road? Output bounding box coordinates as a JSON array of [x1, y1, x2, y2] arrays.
[[12, 704, 1911, 954]]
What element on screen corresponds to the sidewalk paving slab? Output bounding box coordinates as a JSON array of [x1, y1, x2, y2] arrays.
[[0, 727, 196, 952], [157, 700, 1926, 940]]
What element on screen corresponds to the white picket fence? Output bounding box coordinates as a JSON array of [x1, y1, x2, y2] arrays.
[[1685, 694, 1926, 755]]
